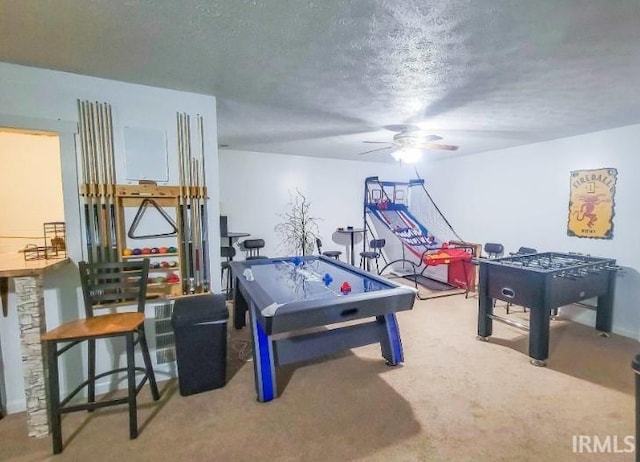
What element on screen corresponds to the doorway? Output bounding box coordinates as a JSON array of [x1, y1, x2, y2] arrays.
[[0, 128, 65, 416], [0, 128, 65, 254]]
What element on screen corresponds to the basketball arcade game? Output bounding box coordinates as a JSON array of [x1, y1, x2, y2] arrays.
[[363, 177, 475, 298]]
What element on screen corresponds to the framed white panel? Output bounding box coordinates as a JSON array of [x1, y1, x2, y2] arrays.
[[124, 126, 169, 181]]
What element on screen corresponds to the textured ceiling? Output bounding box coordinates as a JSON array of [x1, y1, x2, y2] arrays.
[[2, 0, 640, 163]]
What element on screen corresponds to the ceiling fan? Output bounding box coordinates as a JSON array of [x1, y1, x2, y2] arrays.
[[357, 124, 458, 162]]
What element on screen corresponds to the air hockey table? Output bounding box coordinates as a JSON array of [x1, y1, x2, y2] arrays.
[[476, 252, 618, 366], [230, 255, 416, 402]]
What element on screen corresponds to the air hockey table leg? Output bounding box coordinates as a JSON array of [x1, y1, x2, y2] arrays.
[[233, 281, 248, 329], [249, 308, 277, 402], [378, 313, 404, 366]]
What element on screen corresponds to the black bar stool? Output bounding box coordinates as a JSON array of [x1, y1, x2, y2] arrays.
[[316, 238, 342, 260], [42, 259, 160, 454], [221, 246, 236, 298], [359, 239, 386, 273]]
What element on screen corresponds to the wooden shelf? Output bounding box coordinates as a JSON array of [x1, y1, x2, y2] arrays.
[[113, 183, 208, 300]]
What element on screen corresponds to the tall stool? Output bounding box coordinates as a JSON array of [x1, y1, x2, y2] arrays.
[[42, 259, 160, 454], [359, 239, 386, 273], [316, 238, 342, 260], [221, 246, 236, 297]]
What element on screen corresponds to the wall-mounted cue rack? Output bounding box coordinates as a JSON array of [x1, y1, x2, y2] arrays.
[[115, 184, 208, 297], [77, 100, 210, 299]]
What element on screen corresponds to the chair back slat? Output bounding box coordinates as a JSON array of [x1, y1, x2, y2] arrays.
[[79, 259, 150, 316]]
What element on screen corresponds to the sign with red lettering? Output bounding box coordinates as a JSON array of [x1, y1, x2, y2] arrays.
[[567, 168, 617, 239]]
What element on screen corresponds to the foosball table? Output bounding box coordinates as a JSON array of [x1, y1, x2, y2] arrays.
[[476, 252, 618, 366]]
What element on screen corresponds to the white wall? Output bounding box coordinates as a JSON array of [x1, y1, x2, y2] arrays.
[[220, 127, 640, 340], [219, 149, 413, 260], [0, 62, 220, 413], [418, 124, 640, 339]]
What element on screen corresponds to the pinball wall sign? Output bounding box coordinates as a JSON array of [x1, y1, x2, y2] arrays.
[[567, 168, 617, 239]]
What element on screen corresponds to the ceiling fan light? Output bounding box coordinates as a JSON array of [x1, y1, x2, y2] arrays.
[[391, 148, 422, 163]]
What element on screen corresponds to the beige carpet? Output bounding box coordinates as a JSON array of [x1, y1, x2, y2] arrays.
[[0, 290, 637, 461]]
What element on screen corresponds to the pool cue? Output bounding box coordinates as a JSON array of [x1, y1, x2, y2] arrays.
[[101, 101, 117, 263], [177, 113, 193, 294], [192, 158, 202, 292], [94, 102, 111, 263], [186, 118, 201, 292], [197, 114, 210, 292], [104, 103, 118, 262], [78, 100, 98, 265], [87, 101, 105, 264], [77, 100, 92, 264]]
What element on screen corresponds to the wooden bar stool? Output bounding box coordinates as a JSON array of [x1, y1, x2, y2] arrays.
[[42, 259, 160, 454]]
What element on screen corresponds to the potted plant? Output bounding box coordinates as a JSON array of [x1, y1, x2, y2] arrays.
[[274, 189, 320, 256]]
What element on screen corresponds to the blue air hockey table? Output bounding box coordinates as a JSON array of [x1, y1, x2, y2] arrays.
[[230, 255, 416, 402]]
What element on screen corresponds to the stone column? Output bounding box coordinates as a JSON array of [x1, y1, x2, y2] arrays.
[[14, 275, 49, 437]]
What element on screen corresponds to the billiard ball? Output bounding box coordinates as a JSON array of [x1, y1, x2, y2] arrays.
[[159, 247, 168, 254], [122, 248, 133, 256], [150, 247, 159, 254], [141, 248, 151, 254], [169, 261, 177, 268], [132, 248, 142, 255], [167, 246, 177, 254]]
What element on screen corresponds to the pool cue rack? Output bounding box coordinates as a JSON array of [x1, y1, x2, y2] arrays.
[[77, 100, 211, 299], [114, 184, 208, 298]]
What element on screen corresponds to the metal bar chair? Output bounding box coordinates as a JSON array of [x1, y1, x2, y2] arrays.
[[42, 259, 160, 454], [359, 239, 386, 273]]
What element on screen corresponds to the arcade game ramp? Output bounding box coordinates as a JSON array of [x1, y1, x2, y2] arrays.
[[363, 177, 474, 292]]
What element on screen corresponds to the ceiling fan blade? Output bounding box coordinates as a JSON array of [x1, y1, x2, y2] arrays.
[[418, 142, 459, 151], [383, 124, 420, 133], [362, 141, 392, 144], [357, 146, 393, 155], [420, 134, 443, 142]]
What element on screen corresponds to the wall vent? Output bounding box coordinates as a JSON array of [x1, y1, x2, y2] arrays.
[[154, 302, 175, 364]]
